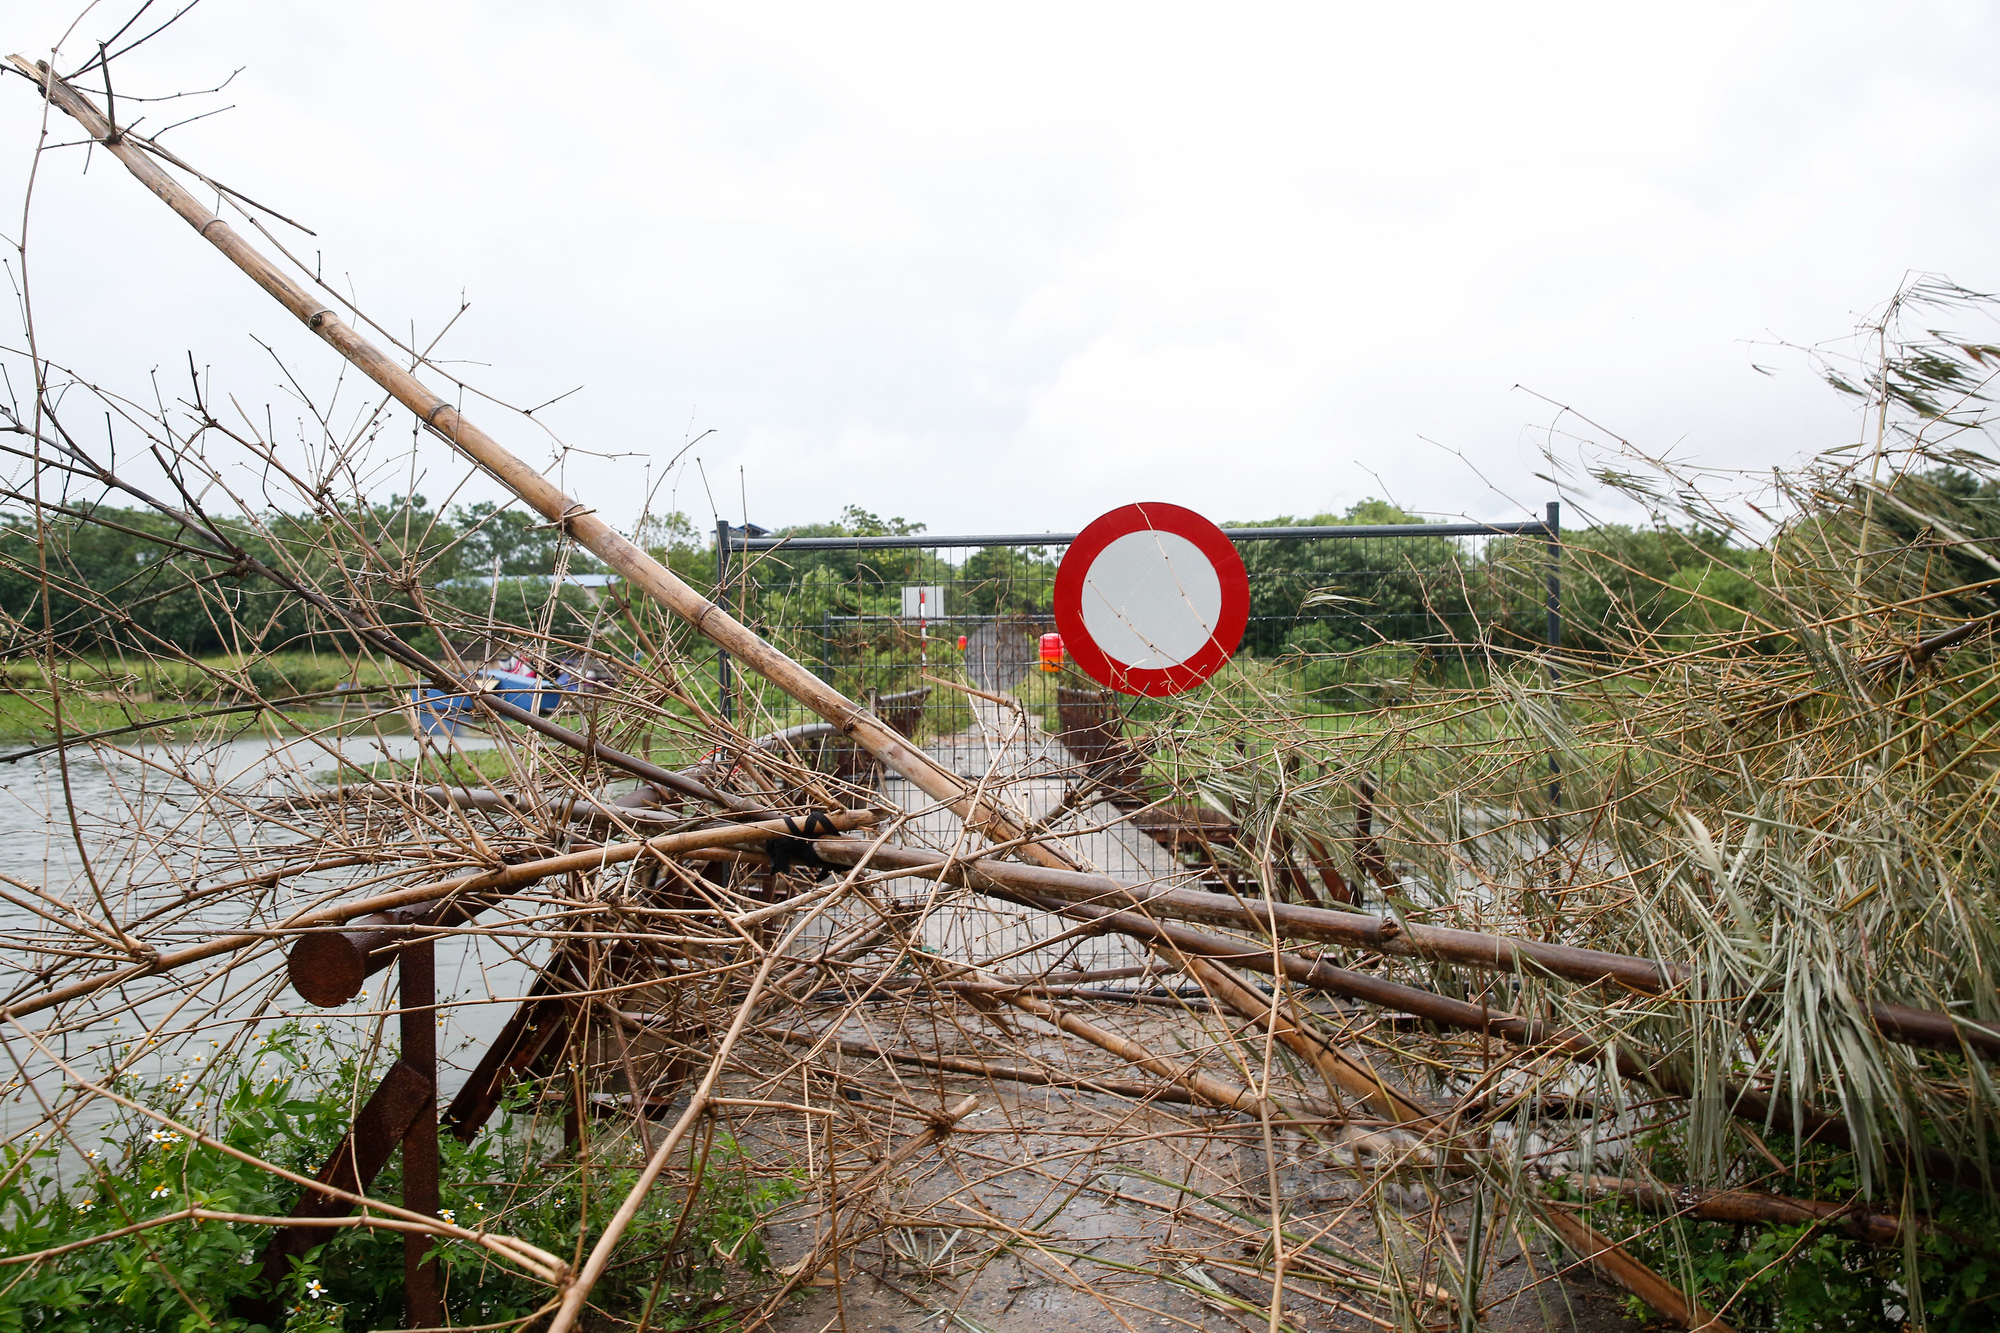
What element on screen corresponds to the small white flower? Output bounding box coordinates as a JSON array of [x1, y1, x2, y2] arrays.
[[149, 1185, 170, 1200], [306, 1279, 327, 1300], [438, 1208, 455, 1224], [84, 1149, 100, 1161], [74, 1199, 94, 1212]]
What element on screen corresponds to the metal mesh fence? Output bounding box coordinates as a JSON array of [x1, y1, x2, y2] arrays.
[[717, 512, 1561, 741]]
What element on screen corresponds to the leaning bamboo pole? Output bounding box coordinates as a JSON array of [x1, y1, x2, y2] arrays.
[[0, 810, 880, 1021], [0, 63, 1773, 1333], [284, 806, 883, 1004], [6, 57, 1079, 877]]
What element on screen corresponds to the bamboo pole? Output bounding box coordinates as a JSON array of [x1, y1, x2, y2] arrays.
[[805, 839, 2000, 1059], [0, 809, 877, 1022], [285, 807, 883, 1005], [983, 984, 1282, 1118], [1172, 951, 1431, 1125], [758, 1027, 1209, 1105], [7, 57, 1077, 877], [1539, 1206, 1735, 1333], [784, 839, 1980, 1181], [1565, 1174, 1940, 1251]]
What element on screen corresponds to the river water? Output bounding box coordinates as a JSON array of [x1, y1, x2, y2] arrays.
[[0, 723, 537, 1154]]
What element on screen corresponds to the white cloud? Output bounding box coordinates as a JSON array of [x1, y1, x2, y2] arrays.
[[3, 0, 1994, 537]]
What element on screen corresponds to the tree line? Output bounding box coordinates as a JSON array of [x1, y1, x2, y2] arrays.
[[6, 486, 1922, 669], [743, 499, 1776, 666]]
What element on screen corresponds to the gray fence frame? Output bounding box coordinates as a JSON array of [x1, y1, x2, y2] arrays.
[[714, 503, 1562, 726]]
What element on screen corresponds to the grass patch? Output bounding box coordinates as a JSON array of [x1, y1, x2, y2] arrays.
[[0, 1019, 797, 1330], [317, 743, 516, 788]]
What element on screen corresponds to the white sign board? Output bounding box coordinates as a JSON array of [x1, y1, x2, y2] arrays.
[[901, 585, 945, 620]]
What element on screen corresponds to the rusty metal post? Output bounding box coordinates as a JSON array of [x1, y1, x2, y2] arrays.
[[400, 942, 441, 1327]]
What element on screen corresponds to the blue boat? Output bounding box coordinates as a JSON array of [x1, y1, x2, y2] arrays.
[[410, 670, 559, 736]]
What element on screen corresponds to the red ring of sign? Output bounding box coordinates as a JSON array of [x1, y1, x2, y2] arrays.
[[1054, 502, 1249, 697]]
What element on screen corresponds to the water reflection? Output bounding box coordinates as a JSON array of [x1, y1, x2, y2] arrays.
[[0, 721, 538, 1153]]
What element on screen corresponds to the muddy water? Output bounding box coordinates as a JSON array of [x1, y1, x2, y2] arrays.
[[0, 724, 537, 1151]]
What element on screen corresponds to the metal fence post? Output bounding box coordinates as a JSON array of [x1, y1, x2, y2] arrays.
[[714, 518, 733, 726], [1545, 501, 1562, 659], [1545, 501, 1563, 836]]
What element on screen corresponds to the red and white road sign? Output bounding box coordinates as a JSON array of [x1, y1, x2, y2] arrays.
[[1054, 502, 1249, 697]]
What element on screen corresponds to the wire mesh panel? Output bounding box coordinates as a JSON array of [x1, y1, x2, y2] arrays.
[[722, 515, 1559, 733], [711, 515, 1559, 894]]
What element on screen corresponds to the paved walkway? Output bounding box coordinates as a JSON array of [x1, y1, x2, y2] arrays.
[[880, 691, 1187, 974]]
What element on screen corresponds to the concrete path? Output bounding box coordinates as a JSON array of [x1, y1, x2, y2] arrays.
[[879, 691, 1188, 974]]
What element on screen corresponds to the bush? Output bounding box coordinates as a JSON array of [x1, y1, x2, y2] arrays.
[[0, 1023, 796, 1331], [1592, 1130, 2000, 1332]]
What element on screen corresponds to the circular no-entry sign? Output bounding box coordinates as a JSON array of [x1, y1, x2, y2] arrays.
[[1054, 502, 1249, 697]]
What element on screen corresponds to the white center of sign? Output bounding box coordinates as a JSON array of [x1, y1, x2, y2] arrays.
[[1078, 529, 1224, 669]]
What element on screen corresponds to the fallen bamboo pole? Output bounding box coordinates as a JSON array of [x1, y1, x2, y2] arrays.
[[804, 839, 2000, 1059], [1174, 950, 1430, 1125], [0, 809, 876, 1022], [285, 808, 882, 1005], [8, 58, 1076, 876], [1539, 1206, 1735, 1333], [987, 984, 1285, 1118], [785, 839, 1979, 1182], [1565, 1173, 1945, 1251], [760, 1027, 1209, 1106], [1082, 899, 1981, 1184]]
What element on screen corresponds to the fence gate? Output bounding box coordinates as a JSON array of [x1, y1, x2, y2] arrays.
[[716, 506, 1560, 734], [705, 507, 1560, 970]]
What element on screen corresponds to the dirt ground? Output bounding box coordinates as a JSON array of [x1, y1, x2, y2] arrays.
[[721, 1019, 1644, 1333]]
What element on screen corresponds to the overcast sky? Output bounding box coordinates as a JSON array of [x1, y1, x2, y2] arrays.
[[6, 2, 1999, 536]]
